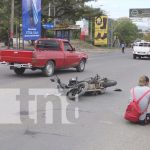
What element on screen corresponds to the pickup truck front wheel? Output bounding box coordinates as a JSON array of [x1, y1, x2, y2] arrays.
[[76, 59, 86, 72], [14, 68, 25, 75], [42, 61, 54, 77]]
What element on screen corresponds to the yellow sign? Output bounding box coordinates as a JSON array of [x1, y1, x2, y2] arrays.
[[94, 16, 108, 45]]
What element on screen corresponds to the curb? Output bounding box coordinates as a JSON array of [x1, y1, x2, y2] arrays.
[[79, 48, 120, 53]]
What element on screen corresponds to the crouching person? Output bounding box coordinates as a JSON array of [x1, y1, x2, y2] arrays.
[[124, 75, 150, 125]]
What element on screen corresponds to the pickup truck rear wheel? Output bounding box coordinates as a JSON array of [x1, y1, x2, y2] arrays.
[[42, 61, 54, 77], [76, 59, 85, 72], [14, 68, 25, 75]]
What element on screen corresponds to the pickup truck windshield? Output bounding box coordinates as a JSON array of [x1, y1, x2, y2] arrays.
[[36, 40, 60, 50], [136, 42, 150, 47]]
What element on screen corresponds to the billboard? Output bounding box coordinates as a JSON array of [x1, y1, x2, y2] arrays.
[[81, 19, 89, 36], [129, 9, 150, 18], [22, 0, 41, 40], [94, 16, 108, 46], [76, 19, 89, 36]]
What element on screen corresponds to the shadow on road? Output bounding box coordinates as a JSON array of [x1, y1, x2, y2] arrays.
[[5, 69, 78, 79]]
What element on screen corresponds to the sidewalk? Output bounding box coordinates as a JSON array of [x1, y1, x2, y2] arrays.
[[79, 47, 120, 53], [70, 40, 120, 53]]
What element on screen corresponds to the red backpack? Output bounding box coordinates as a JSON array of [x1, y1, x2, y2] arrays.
[[124, 88, 150, 123]]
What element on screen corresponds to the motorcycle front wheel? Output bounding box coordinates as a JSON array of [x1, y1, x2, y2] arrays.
[[67, 82, 88, 100], [67, 89, 78, 100]]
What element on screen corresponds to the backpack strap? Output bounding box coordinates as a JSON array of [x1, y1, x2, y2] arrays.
[[137, 89, 150, 103], [132, 88, 150, 114], [132, 88, 136, 100]]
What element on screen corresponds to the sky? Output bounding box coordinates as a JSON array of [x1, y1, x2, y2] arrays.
[[86, 0, 150, 29]]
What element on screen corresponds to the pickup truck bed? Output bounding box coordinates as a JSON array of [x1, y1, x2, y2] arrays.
[[0, 49, 33, 64]]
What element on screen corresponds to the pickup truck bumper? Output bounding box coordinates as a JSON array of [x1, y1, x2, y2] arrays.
[[0, 61, 32, 69]]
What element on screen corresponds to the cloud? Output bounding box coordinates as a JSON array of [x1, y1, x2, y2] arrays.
[[86, 0, 150, 19]]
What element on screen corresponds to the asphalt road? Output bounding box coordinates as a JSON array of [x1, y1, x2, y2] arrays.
[[0, 49, 150, 150]]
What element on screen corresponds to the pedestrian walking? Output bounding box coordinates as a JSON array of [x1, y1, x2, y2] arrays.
[[121, 43, 125, 53]]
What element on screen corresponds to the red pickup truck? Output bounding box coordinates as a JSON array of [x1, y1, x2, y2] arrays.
[[0, 38, 88, 76]]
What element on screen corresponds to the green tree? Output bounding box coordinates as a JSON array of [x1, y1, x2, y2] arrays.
[[0, 0, 11, 41], [0, 0, 21, 42], [0, 0, 104, 41], [143, 33, 150, 41], [41, 0, 104, 37], [114, 17, 139, 46], [42, 0, 103, 24]]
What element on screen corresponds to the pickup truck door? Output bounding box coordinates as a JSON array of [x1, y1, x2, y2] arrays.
[[63, 42, 80, 67], [41, 50, 65, 68]]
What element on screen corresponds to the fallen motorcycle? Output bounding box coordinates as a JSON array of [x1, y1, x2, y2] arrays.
[[50, 74, 117, 100]]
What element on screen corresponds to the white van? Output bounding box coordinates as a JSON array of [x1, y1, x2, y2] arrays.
[[133, 41, 150, 59]]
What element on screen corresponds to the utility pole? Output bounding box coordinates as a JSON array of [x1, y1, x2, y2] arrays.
[[48, 3, 51, 17], [10, 0, 14, 47], [90, 17, 93, 43]]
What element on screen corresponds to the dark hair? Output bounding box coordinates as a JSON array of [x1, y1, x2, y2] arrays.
[[145, 76, 149, 83]]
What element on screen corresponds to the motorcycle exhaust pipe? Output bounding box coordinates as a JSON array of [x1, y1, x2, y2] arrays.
[[102, 80, 117, 88]]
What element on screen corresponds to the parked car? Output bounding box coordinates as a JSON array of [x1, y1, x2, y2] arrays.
[[133, 41, 150, 59]]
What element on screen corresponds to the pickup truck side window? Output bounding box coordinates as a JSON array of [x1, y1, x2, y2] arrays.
[[64, 42, 73, 51], [36, 40, 60, 50]]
